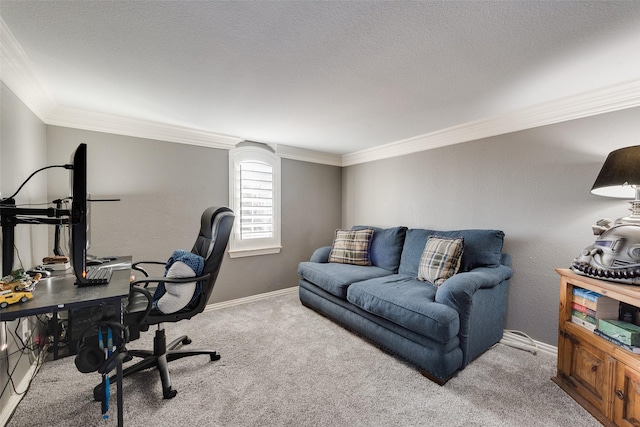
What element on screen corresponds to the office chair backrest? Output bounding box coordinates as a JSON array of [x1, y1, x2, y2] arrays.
[[133, 206, 234, 326], [189, 206, 235, 313]]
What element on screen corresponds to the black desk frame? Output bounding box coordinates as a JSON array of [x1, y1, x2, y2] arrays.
[[0, 262, 131, 426]]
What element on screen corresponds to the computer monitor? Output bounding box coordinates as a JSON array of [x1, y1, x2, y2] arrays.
[[0, 143, 92, 282], [69, 143, 88, 285]]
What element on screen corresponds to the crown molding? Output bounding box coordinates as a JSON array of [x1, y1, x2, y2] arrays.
[[46, 106, 242, 150], [0, 17, 56, 121], [341, 79, 640, 166], [272, 144, 342, 166]]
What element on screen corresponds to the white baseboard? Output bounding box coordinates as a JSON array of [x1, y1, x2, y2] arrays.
[[204, 286, 298, 312]]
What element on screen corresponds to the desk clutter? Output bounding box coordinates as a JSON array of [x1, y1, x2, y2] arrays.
[[0, 269, 41, 308]]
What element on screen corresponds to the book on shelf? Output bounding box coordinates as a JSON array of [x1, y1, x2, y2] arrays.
[[571, 310, 597, 331], [572, 287, 619, 312], [571, 302, 618, 319], [598, 319, 640, 346], [594, 329, 640, 354]]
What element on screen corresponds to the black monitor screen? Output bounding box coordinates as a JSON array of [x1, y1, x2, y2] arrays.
[[69, 143, 88, 285]]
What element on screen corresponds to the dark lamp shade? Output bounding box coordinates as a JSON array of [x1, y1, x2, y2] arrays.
[[591, 145, 640, 199]]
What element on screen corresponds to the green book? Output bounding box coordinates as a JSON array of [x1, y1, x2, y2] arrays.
[[572, 309, 596, 325], [598, 319, 640, 346]]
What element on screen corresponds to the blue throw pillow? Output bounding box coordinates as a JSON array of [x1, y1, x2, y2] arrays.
[[352, 226, 407, 272]]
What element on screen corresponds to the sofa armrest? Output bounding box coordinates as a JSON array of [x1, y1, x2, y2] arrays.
[[435, 265, 513, 311], [435, 264, 512, 365], [310, 246, 332, 263]]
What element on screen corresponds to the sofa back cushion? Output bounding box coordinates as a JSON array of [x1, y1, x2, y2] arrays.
[[352, 226, 407, 272], [328, 228, 374, 266], [399, 229, 504, 277]]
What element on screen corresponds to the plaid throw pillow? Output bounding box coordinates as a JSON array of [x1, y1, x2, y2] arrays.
[[328, 229, 374, 266], [418, 236, 464, 286]]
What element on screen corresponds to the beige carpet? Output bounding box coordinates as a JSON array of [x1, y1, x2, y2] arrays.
[[8, 290, 600, 427]]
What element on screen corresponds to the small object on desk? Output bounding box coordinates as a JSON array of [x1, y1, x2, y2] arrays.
[[0, 289, 33, 308], [43, 255, 69, 264], [43, 255, 71, 271], [46, 262, 71, 271], [26, 268, 50, 277], [2, 269, 42, 292]]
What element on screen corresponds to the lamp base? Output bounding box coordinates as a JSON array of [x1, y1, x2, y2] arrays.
[[615, 215, 640, 225], [614, 200, 640, 225]]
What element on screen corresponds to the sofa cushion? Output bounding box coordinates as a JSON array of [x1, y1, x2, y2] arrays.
[[352, 226, 407, 272], [399, 228, 504, 276], [346, 275, 460, 343], [297, 261, 392, 300], [418, 236, 464, 286], [328, 228, 374, 266]]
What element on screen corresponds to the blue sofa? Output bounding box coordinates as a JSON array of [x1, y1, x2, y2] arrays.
[[297, 226, 513, 384]]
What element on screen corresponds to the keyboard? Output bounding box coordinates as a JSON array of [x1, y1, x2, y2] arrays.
[[85, 267, 113, 285]]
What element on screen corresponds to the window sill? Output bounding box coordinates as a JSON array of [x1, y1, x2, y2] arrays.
[[228, 246, 282, 259]]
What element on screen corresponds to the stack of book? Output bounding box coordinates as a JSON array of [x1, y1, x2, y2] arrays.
[[571, 287, 619, 331], [43, 255, 70, 271], [595, 319, 640, 354]]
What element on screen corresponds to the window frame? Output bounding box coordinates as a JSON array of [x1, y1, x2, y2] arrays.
[[228, 145, 281, 258]]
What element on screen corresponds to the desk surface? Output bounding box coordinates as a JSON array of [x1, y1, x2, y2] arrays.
[[0, 257, 132, 321]]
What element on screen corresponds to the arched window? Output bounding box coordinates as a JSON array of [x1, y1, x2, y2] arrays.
[[228, 144, 281, 257]]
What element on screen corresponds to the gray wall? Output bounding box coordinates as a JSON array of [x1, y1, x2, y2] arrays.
[[343, 106, 640, 345], [0, 84, 48, 414], [45, 126, 342, 303]]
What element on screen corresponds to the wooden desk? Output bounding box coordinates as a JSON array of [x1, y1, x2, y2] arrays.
[[0, 257, 131, 426]]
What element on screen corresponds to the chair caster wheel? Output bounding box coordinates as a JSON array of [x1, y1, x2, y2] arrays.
[[182, 337, 192, 345], [210, 352, 221, 361], [163, 388, 178, 399], [93, 384, 104, 402]]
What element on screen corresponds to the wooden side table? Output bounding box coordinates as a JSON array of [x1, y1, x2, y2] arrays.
[[554, 268, 640, 427]]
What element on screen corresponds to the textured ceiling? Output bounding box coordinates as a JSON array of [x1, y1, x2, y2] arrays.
[[1, 1, 640, 155]]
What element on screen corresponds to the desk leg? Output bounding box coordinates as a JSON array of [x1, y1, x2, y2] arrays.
[[52, 312, 59, 360], [116, 301, 124, 427]]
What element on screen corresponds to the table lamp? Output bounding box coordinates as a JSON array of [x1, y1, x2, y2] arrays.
[[591, 145, 640, 225]]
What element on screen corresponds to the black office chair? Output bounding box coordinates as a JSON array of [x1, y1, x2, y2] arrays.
[[93, 206, 234, 400]]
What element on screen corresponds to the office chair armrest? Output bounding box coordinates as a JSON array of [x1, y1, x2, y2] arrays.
[[130, 273, 210, 287], [128, 273, 211, 324], [132, 261, 166, 279], [127, 284, 154, 326]]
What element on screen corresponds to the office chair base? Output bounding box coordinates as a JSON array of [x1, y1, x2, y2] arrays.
[[93, 330, 220, 401]]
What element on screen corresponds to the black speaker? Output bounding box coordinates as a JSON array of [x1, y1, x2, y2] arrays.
[[75, 321, 128, 375]]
